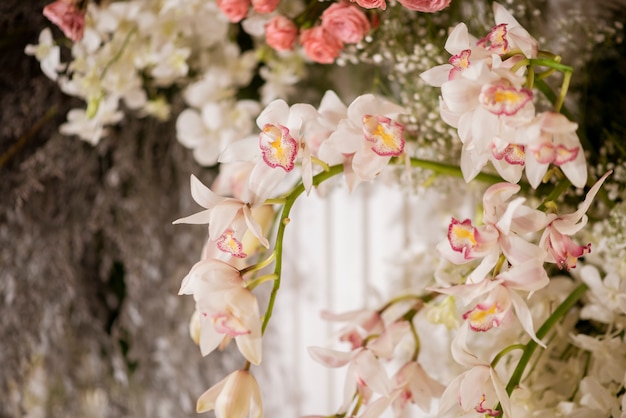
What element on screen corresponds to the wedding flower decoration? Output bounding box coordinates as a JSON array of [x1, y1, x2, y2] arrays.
[[26, 0, 626, 417]]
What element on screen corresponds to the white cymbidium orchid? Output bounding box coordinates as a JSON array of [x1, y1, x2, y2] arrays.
[[437, 182, 547, 284], [540, 171, 611, 270], [518, 111, 587, 189], [196, 370, 263, 418], [320, 94, 406, 190], [179, 258, 262, 365], [439, 322, 512, 418], [308, 321, 410, 413], [358, 361, 445, 418], [173, 175, 269, 256]]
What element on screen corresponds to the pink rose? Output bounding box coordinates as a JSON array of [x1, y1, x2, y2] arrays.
[[251, 0, 280, 14], [321, 2, 371, 44], [42, 0, 86, 42], [299, 26, 344, 64], [216, 0, 250, 23], [350, 0, 386, 9], [265, 15, 298, 51], [396, 0, 451, 12]]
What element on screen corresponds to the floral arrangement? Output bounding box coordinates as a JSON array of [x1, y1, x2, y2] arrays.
[[27, 0, 626, 417]]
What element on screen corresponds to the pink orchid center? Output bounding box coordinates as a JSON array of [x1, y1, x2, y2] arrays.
[[479, 82, 532, 116], [216, 229, 247, 258], [463, 302, 502, 332], [548, 229, 591, 270], [362, 115, 405, 156], [210, 311, 251, 337], [449, 49, 471, 80], [478, 23, 509, 54], [259, 123, 298, 171], [448, 218, 478, 256], [493, 143, 525, 165], [475, 393, 501, 416], [531, 143, 579, 165]]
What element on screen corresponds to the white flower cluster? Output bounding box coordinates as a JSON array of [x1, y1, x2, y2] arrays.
[[25, 0, 308, 165]]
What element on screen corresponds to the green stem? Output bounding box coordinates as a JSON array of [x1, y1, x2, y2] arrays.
[[528, 58, 573, 73], [554, 70, 572, 113], [100, 26, 137, 79], [490, 344, 526, 368], [246, 273, 278, 290], [396, 157, 504, 185], [260, 164, 344, 334], [504, 283, 588, 396], [240, 251, 276, 276]]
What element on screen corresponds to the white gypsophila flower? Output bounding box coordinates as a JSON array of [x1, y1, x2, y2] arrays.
[[24, 28, 64, 81]]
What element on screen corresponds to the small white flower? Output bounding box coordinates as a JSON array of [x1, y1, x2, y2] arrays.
[[24, 28, 64, 81]]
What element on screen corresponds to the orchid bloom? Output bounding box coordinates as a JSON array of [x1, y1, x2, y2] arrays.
[[437, 182, 547, 283], [173, 175, 269, 257], [307, 321, 410, 413], [196, 370, 263, 417], [483, 2, 538, 59], [320, 307, 384, 350], [219, 99, 312, 202], [540, 171, 611, 270], [433, 259, 549, 344], [179, 258, 262, 365], [359, 361, 445, 418], [296, 90, 347, 193], [420, 22, 490, 87], [439, 323, 512, 417], [519, 111, 587, 189], [320, 94, 406, 190]]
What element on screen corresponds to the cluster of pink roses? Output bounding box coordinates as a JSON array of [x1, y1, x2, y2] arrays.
[[262, 0, 452, 64], [266, 2, 373, 64]]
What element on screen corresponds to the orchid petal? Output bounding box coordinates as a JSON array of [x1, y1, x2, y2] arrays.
[[354, 349, 392, 396], [196, 374, 229, 412], [307, 346, 354, 368], [508, 288, 545, 347], [190, 174, 225, 208]]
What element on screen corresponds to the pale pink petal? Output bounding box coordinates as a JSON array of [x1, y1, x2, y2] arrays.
[[242, 205, 270, 248], [508, 288, 545, 346], [490, 367, 512, 417], [196, 375, 229, 412], [354, 349, 392, 396], [199, 320, 224, 356], [190, 174, 225, 208], [236, 333, 263, 365], [256, 99, 289, 128], [208, 201, 241, 239], [307, 346, 355, 368], [367, 321, 410, 358], [444, 23, 470, 54], [172, 209, 213, 225], [360, 394, 394, 418], [420, 64, 453, 87]]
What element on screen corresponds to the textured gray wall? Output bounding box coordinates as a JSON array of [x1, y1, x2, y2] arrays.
[[0, 2, 234, 416]]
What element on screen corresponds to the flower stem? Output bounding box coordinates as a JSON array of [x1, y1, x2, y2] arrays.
[[261, 164, 344, 334], [504, 283, 588, 395], [395, 157, 504, 185]]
